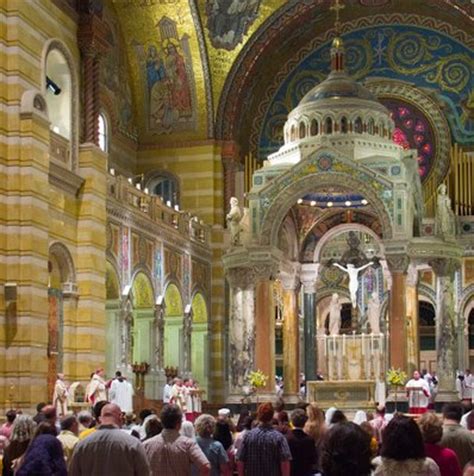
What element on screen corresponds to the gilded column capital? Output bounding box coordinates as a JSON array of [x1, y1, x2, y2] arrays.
[[386, 254, 410, 274]]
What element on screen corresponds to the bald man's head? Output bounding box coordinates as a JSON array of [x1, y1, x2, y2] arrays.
[[100, 404, 123, 427]]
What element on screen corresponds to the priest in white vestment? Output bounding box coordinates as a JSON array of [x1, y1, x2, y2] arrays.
[[86, 368, 108, 405], [109, 371, 134, 413], [52, 373, 69, 417], [406, 370, 430, 414]]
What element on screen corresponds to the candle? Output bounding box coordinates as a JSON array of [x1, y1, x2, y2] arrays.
[[342, 333, 346, 356]]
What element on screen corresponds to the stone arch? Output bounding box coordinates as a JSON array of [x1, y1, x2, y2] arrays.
[[42, 39, 79, 170], [365, 79, 451, 185], [313, 223, 385, 263], [49, 242, 76, 286], [163, 282, 184, 372], [131, 271, 155, 309], [259, 171, 393, 249], [20, 89, 49, 119], [106, 260, 121, 300]]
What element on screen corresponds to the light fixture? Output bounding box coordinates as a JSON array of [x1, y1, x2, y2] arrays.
[[109, 168, 116, 176], [327, 201, 333, 207], [135, 183, 141, 190], [297, 198, 303, 204], [46, 76, 61, 95], [345, 201, 352, 207], [174, 204, 179, 211], [122, 285, 131, 297], [144, 187, 149, 194], [52, 125, 60, 134], [166, 200, 172, 207], [310, 200, 316, 206], [361, 199, 368, 205]]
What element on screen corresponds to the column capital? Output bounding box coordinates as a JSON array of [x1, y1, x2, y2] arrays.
[[279, 262, 301, 291], [225, 266, 256, 290], [386, 254, 410, 274], [300, 263, 319, 294], [429, 258, 461, 277]]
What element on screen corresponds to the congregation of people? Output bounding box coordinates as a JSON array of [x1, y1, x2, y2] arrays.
[[0, 367, 473, 475]]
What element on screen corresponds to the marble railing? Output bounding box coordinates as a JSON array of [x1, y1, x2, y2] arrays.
[[106, 173, 209, 246]]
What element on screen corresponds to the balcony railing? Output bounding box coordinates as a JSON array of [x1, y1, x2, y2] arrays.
[[107, 174, 209, 246]]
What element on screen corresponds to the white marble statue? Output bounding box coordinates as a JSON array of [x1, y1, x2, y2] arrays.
[[367, 293, 381, 334], [333, 261, 373, 308], [436, 184, 456, 238], [328, 293, 342, 336], [226, 197, 242, 246]]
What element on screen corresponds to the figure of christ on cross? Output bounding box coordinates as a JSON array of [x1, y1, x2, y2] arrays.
[[332, 261, 374, 308]]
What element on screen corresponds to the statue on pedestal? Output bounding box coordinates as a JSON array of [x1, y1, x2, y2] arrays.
[[436, 184, 456, 239], [333, 261, 373, 308], [226, 197, 242, 246], [367, 293, 381, 334], [328, 293, 342, 336]]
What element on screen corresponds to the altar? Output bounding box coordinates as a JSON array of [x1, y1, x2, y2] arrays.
[[307, 333, 388, 410]]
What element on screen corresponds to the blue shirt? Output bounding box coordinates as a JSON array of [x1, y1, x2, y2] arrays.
[[194, 437, 228, 476]]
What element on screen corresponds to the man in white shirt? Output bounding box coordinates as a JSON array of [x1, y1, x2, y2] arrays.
[[406, 370, 430, 414], [109, 371, 134, 413]]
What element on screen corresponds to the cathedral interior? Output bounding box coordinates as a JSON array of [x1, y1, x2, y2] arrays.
[[1, 0, 473, 411]]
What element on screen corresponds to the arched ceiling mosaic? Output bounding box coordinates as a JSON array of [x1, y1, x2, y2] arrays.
[[100, 0, 472, 148]]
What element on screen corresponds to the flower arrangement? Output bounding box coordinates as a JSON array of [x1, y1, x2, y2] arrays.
[[386, 367, 407, 411], [386, 368, 407, 387], [248, 370, 268, 390]]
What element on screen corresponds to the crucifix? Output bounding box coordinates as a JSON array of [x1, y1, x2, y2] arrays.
[[333, 261, 374, 309], [330, 0, 345, 36]]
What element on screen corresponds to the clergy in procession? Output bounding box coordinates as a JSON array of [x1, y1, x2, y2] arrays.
[[52, 373, 69, 417], [86, 368, 108, 405], [169, 377, 186, 411], [406, 370, 431, 414], [109, 371, 134, 413]]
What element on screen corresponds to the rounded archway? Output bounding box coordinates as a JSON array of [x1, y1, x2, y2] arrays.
[[191, 292, 209, 399], [131, 271, 155, 365], [48, 242, 75, 397], [105, 261, 121, 377], [164, 283, 184, 373]]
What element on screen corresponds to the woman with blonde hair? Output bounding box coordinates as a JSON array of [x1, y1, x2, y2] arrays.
[[194, 414, 229, 475], [304, 403, 326, 447]]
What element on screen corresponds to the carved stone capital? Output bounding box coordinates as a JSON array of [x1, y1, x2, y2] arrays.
[[386, 254, 410, 274], [226, 266, 256, 290], [429, 258, 460, 278], [253, 263, 278, 281], [300, 263, 319, 294]]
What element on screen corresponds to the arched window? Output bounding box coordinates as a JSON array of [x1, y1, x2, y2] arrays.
[[299, 122, 306, 139], [290, 125, 296, 141], [354, 117, 363, 134], [324, 117, 333, 134], [310, 119, 319, 136], [98, 113, 108, 152], [368, 118, 375, 135], [45, 49, 71, 140], [340, 117, 348, 133], [147, 172, 180, 207]]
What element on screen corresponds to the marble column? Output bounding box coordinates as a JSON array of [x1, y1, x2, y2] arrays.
[[430, 258, 460, 401], [255, 277, 275, 393], [301, 264, 319, 382], [226, 267, 256, 401], [386, 255, 409, 371], [182, 310, 192, 377], [406, 265, 420, 375], [153, 303, 165, 371], [281, 274, 300, 399]]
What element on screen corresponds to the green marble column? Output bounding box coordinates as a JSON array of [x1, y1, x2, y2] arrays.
[[304, 291, 317, 381]]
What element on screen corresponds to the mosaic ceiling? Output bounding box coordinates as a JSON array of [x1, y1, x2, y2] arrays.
[[102, 0, 473, 147]]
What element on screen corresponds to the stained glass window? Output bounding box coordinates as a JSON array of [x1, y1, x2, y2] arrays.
[[382, 99, 436, 181]]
